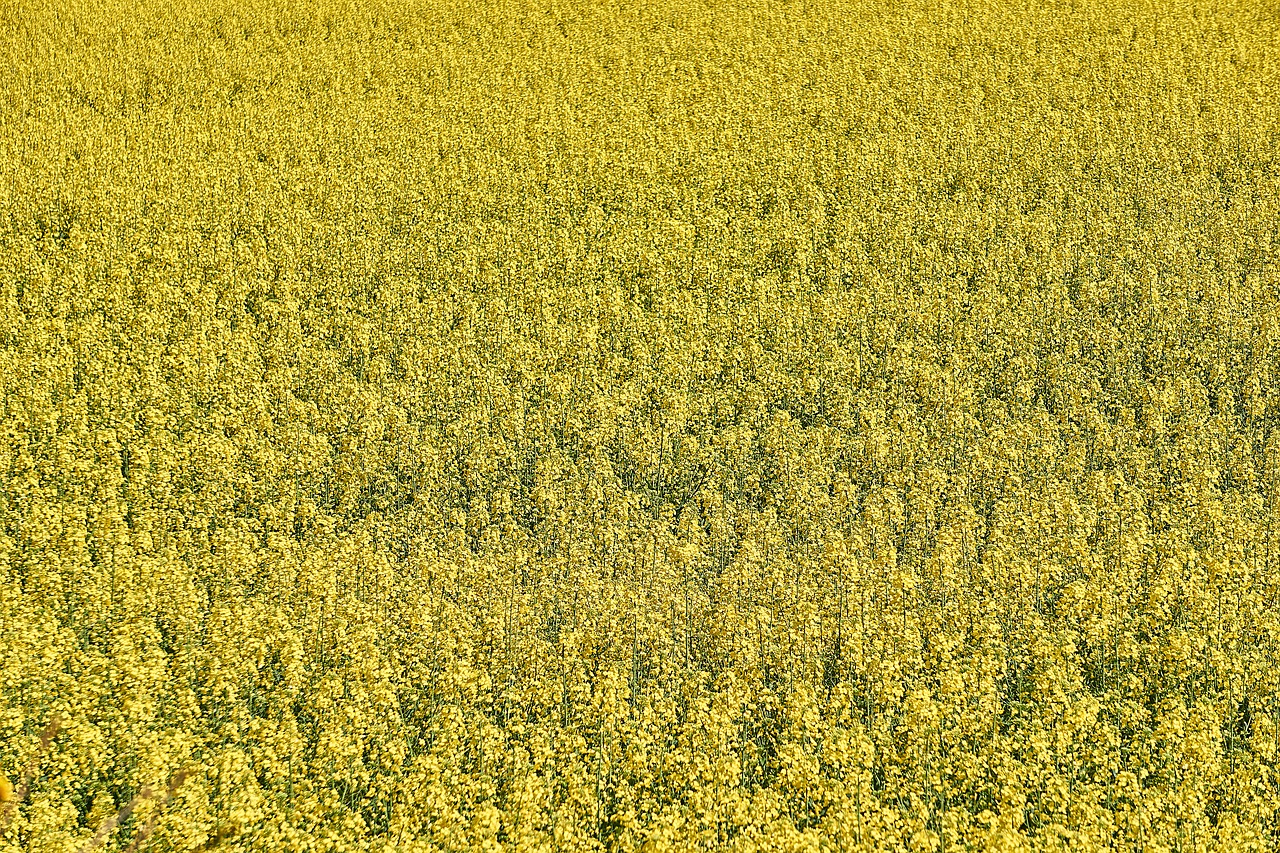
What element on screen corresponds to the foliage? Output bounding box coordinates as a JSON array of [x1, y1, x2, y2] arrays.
[[2, 0, 1280, 849]]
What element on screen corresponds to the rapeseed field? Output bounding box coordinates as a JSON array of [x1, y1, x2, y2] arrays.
[[2, 0, 1279, 849]]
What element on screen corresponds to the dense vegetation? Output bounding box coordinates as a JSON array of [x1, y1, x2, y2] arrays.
[[2, 0, 1279, 849]]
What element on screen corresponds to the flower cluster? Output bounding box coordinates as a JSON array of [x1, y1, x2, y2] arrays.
[[2, 0, 1279, 850]]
